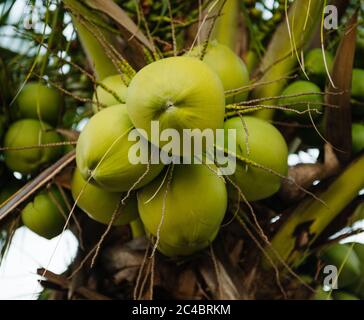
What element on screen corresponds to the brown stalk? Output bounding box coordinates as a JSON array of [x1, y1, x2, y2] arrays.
[[37, 268, 111, 300], [325, 12, 358, 164]]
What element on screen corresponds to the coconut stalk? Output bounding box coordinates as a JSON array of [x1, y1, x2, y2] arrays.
[[83, 0, 153, 70], [252, 0, 324, 120], [62, 0, 120, 81], [325, 12, 357, 164], [266, 152, 364, 269], [210, 0, 241, 51], [198, 0, 243, 52], [130, 218, 146, 238]]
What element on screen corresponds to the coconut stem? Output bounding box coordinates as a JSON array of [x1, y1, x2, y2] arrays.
[[63, 0, 119, 81], [130, 218, 146, 239], [211, 0, 240, 51], [266, 153, 364, 269]]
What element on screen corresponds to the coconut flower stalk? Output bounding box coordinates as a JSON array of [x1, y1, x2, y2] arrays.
[[325, 12, 358, 164], [83, 0, 154, 70], [62, 0, 123, 81], [252, 0, 324, 120], [210, 0, 241, 51], [266, 153, 364, 269]]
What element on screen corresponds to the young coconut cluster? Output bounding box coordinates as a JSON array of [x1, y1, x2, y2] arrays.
[[278, 48, 364, 153], [3, 82, 64, 175], [73, 41, 289, 257], [0, 81, 71, 239], [277, 49, 331, 128]]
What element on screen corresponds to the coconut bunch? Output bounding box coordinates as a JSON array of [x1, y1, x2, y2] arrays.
[[3, 82, 64, 175], [0, 82, 71, 239], [71, 42, 289, 257], [0, 1, 285, 259], [1, 41, 289, 258], [273, 47, 364, 152]]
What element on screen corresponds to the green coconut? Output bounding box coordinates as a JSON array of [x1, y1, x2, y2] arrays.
[[92, 74, 128, 113], [221, 116, 288, 201], [304, 48, 334, 85], [188, 41, 250, 104], [4, 119, 62, 174], [126, 56, 225, 156], [16, 82, 62, 125], [21, 187, 67, 239], [76, 104, 164, 192], [138, 164, 228, 257], [279, 80, 323, 120], [71, 168, 138, 226]]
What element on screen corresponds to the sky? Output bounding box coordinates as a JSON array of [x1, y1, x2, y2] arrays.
[[0, 227, 78, 300]]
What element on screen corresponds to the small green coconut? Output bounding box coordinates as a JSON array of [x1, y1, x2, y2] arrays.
[[304, 48, 334, 85], [92, 74, 128, 113], [71, 168, 138, 226], [188, 41, 250, 104], [21, 187, 67, 239], [221, 116, 288, 201], [4, 119, 63, 175], [138, 164, 228, 257], [279, 80, 323, 121], [16, 82, 62, 125], [76, 104, 164, 192]]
